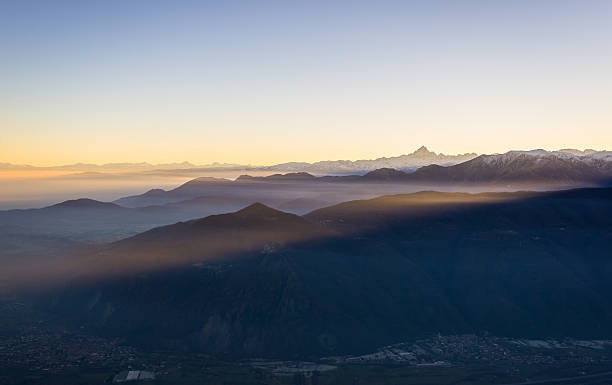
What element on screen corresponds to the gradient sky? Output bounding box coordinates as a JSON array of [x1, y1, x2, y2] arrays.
[[2, 0, 611, 166]]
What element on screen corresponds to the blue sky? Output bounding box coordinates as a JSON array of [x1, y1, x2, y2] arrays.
[[2, 0, 611, 165]]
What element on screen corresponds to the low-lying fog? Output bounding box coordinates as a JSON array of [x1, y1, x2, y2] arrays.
[[0, 169, 561, 210], [0, 170, 275, 209]]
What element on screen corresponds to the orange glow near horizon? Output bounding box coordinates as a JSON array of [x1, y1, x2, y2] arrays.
[[2, 1, 611, 167]]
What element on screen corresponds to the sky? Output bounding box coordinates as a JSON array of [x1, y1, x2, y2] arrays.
[[1, 0, 611, 166]]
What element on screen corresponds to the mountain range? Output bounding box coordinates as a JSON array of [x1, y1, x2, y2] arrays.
[[0, 146, 477, 174], [0, 161, 243, 172], [4, 147, 612, 360], [3, 147, 612, 256], [116, 149, 612, 208], [386, 150, 612, 185], [259, 146, 477, 173], [33, 188, 612, 359], [4, 147, 611, 176]]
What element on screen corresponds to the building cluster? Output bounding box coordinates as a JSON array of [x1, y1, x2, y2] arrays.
[[328, 334, 612, 367], [0, 327, 143, 373]]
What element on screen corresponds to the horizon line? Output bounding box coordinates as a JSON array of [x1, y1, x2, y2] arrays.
[[1, 145, 607, 169]]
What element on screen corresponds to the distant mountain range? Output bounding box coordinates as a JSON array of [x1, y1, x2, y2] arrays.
[[36, 188, 612, 359], [0, 161, 242, 171], [374, 149, 612, 185], [0, 146, 477, 174], [3, 147, 612, 253], [117, 149, 612, 209], [4, 147, 611, 180], [259, 146, 477, 173]]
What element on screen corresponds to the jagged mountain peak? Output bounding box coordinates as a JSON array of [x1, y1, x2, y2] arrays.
[[412, 145, 434, 155]]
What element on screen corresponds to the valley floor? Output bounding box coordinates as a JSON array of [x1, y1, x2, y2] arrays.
[[3, 299, 612, 385]]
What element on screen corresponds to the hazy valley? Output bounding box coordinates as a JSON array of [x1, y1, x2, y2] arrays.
[[2, 148, 612, 384]]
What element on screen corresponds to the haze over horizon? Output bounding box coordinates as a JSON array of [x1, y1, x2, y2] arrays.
[[1, 145, 610, 169], [3, 0, 612, 166]]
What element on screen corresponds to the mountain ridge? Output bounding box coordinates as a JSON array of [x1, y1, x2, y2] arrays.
[[113, 149, 612, 209], [38, 187, 612, 358], [49, 198, 123, 210]]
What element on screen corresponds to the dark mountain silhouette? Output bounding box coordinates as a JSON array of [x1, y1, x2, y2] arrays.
[[24, 203, 329, 288], [38, 188, 612, 359], [113, 202, 324, 259], [0, 189, 352, 249], [113, 173, 356, 209], [361, 167, 410, 181], [236, 172, 317, 182], [114, 177, 235, 207], [0, 198, 192, 244], [49, 198, 124, 210]]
